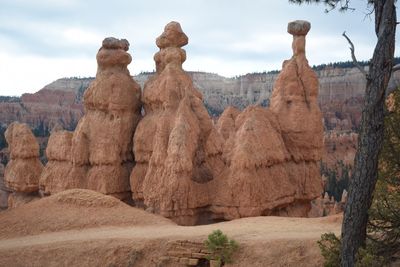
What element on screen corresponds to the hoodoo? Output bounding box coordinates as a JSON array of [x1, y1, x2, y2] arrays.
[[4, 122, 43, 207], [7, 21, 323, 225], [130, 20, 323, 225], [130, 22, 225, 225], [39, 37, 142, 200]]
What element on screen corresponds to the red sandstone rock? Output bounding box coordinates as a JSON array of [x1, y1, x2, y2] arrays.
[[130, 22, 224, 224], [4, 123, 43, 193], [209, 20, 323, 220], [7, 192, 39, 209], [216, 106, 240, 140], [270, 20, 324, 162], [131, 21, 323, 224], [40, 37, 141, 199], [39, 130, 84, 194]]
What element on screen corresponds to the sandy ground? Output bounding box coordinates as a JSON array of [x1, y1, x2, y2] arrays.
[[0, 189, 342, 266]]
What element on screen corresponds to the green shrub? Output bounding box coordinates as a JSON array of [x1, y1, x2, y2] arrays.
[[356, 247, 385, 267], [318, 233, 388, 267], [318, 233, 341, 267], [204, 229, 239, 266]]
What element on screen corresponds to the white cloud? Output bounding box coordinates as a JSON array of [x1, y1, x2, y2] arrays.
[[62, 28, 103, 46], [229, 33, 291, 54], [4, 0, 80, 8], [0, 53, 96, 96], [0, 0, 397, 96]]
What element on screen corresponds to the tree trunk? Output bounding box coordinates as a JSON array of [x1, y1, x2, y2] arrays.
[[341, 0, 396, 266]]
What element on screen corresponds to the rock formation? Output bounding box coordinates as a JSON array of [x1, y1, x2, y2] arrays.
[[40, 37, 142, 200], [39, 130, 81, 194], [211, 20, 323, 219], [131, 21, 323, 225], [130, 22, 225, 224], [323, 131, 357, 168], [3, 61, 394, 141], [308, 190, 347, 217], [4, 21, 323, 222], [270, 20, 323, 162], [4, 122, 43, 192], [3, 122, 43, 208]]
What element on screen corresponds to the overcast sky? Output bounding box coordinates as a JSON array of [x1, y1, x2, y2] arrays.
[[0, 0, 397, 96]]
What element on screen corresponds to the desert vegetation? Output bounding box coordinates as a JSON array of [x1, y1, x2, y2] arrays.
[[319, 89, 400, 266]]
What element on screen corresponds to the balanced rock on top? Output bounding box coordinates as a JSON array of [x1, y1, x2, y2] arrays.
[[40, 37, 142, 200], [130, 20, 323, 224], [270, 20, 323, 162], [130, 21, 225, 225]]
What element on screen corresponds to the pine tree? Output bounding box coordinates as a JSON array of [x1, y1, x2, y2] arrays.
[[367, 89, 400, 262], [288, 1, 397, 264]]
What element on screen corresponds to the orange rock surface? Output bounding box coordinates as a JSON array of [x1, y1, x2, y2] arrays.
[[131, 21, 323, 225], [130, 22, 224, 224], [40, 37, 142, 199], [9, 21, 323, 224], [4, 122, 43, 193]]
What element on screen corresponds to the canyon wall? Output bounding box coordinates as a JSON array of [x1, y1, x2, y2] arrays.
[[2, 65, 398, 139]]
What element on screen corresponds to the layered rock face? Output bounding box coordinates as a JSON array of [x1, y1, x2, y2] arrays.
[[4, 122, 43, 208], [40, 38, 141, 200], [323, 132, 357, 168], [0, 80, 87, 133], [131, 21, 323, 225]]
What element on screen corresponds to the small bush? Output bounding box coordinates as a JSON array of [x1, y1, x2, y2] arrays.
[[318, 233, 341, 267], [318, 233, 388, 267], [205, 229, 239, 266], [356, 247, 385, 267]]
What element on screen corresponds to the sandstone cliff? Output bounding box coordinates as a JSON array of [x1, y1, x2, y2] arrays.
[[0, 78, 89, 134], [2, 62, 396, 143]]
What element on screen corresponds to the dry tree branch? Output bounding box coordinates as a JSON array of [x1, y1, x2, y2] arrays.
[[342, 31, 368, 77], [392, 64, 400, 72]]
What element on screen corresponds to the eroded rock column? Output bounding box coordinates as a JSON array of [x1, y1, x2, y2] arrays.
[[40, 38, 142, 200], [270, 20, 323, 162], [130, 22, 224, 225], [4, 122, 43, 208]]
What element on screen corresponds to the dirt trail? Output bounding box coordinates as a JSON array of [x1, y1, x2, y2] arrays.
[[0, 190, 343, 266], [0, 216, 341, 250]]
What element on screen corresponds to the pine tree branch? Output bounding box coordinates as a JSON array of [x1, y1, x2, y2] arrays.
[[342, 31, 368, 77]]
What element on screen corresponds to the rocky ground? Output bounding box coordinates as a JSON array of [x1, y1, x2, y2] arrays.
[[0, 189, 342, 267]]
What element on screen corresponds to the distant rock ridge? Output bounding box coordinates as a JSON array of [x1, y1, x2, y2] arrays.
[[2, 64, 398, 143]]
